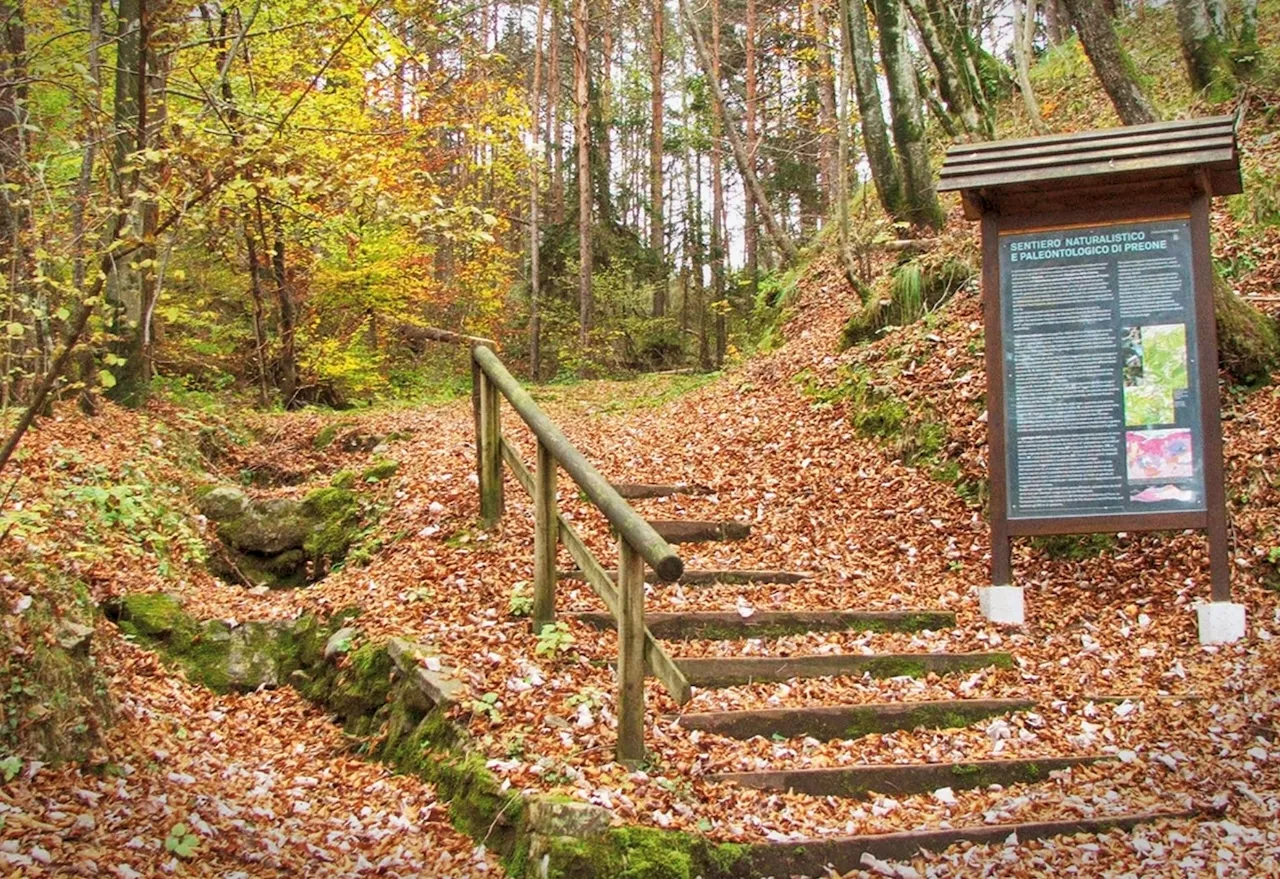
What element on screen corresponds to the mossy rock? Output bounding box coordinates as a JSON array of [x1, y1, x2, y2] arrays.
[[113, 594, 361, 694], [330, 469, 358, 489], [361, 459, 399, 482], [301, 486, 362, 563], [1214, 275, 1280, 385], [118, 592, 187, 637], [537, 827, 750, 879]]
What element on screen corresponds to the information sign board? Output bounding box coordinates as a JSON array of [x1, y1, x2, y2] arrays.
[[998, 218, 1207, 520]]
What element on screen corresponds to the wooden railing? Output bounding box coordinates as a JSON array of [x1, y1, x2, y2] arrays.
[[470, 345, 691, 764]]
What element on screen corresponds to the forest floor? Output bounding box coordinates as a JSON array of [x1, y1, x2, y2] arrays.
[[5, 87, 1280, 879]]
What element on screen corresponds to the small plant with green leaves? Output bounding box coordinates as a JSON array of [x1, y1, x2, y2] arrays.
[[508, 582, 533, 618], [534, 622, 575, 658], [470, 692, 503, 724], [0, 756, 21, 783], [164, 822, 199, 859], [565, 687, 605, 710]]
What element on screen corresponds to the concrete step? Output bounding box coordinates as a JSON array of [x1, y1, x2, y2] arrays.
[[740, 810, 1198, 878], [647, 520, 751, 543], [711, 755, 1108, 799], [674, 652, 1012, 687], [671, 698, 1034, 741], [559, 569, 812, 586], [569, 609, 954, 639]]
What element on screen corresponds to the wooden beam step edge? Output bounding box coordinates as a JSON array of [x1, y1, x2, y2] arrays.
[[647, 519, 751, 543], [669, 698, 1036, 741], [558, 569, 812, 586], [674, 652, 1013, 687], [611, 482, 712, 499], [742, 810, 1199, 878], [711, 755, 1109, 799], [569, 609, 956, 639]]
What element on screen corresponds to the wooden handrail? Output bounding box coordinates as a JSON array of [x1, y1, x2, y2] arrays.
[[472, 345, 683, 582], [471, 346, 691, 764]]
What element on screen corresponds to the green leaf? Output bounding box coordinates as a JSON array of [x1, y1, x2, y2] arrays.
[[5, 322, 23, 337], [97, 370, 117, 389], [54, 307, 70, 321]]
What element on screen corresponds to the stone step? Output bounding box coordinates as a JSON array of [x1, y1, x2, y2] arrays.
[[741, 810, 1198, 878], [711, 755, 1108, 799], [559, 569, 811, 586], [674, 652, 1012, 687], [671, 698, 1034, 741], [647, 519, 751, 543], [611, 482, 711, 499], [570, 609, 954, 639]]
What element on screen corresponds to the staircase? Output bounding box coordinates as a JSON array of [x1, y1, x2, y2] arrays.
[[462, 343, 1200, 877], [561, 480, 1201, 876]]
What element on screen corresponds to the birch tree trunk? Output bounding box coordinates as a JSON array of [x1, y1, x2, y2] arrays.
[[871, 0, 943, 229], [841, 0, 905, 221], [573, 0, 593, 345], [1061, 0, 1158, 124], [1012, 0, 1049, 133]]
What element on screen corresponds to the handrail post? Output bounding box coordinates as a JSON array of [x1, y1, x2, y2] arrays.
[[532, 439, 557, 630], [476, 363, 504, 527], [616, 538, 646, 765]]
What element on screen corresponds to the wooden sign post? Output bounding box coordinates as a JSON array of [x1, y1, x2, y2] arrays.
[[939, 116, 1246, 644]]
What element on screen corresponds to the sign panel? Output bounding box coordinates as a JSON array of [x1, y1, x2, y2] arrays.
[[999, 218, 1206, 520]]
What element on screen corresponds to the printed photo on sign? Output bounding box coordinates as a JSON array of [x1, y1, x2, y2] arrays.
[[1121, 324, 1188, 427], [1126, 428, 1194, 481]]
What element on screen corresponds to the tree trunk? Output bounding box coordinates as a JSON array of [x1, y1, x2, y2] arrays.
[[1173, 0, 1233, 95], [903, 0, 982, 137], [813, 0, 838, 209], [842, 0, 906, 221], [530, 0, 547, 376], [548, 0, 565, 225], [107, 0, 149, 403], [871, 0, 943, 229], [650, 0, 666, 317], [1234, 0, 1257, 77], [70, 0, 104, 413], [710, 0, 726, 367], [680, 0, 799, 266], [1061, 0, 1158, 124], [743, 0, 759, 296], [573, 0, 593, 345], [593, 0, 613, 223], [1012, 0, 1049, 132]]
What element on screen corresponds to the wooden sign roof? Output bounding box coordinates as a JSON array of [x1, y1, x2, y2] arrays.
[[939, 115, 1242, 217]]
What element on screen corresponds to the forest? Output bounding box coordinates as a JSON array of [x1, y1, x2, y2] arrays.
[[1, 0, 1280, 876]]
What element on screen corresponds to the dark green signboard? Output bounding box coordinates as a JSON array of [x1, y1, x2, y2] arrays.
[[999, 218, 1207, 520]]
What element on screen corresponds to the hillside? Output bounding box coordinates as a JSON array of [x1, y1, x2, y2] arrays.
[[2, 4, 1280, 878]]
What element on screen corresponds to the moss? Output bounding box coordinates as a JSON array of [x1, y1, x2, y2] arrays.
[[313, 424, 339, 450], [540, 827, 751, 879], [1030, 533, 1117, 561], [326, 642, 394, 724], [1214, 275, 1280, 386], [361, 459, 399, 482], [119, 593, 186, 636], [864, 657, 928, 679], [330, 470, 357, 489], [301, 486, 362, 563]]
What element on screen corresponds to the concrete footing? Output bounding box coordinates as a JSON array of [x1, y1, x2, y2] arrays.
[[979, 586, 1025, 626], [1196, 602, 1246, 645]]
